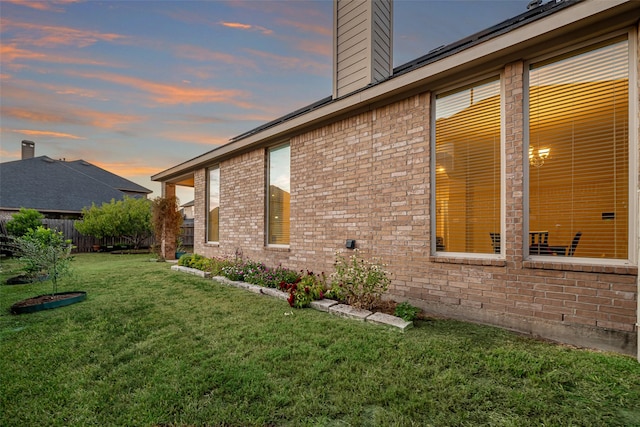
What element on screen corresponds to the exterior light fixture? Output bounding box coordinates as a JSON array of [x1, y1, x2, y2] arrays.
[[346, 239, 356, 249]]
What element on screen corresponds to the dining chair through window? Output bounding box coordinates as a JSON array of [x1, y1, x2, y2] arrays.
[[489, 233, 501, 254], [567, 231, 582, 257]]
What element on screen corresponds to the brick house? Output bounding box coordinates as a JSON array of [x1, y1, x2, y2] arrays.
[[153, 0, 639, 357]]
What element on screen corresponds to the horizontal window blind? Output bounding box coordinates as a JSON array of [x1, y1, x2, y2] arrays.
[[207, 167, 220, 243], [528, 37, 628, 259], [435, 78, 501, 254], [268, 144, 290, 245]]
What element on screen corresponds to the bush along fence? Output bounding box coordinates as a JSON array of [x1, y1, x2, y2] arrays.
[[174, 251, 419, 328], [0, 218, 194, 254]]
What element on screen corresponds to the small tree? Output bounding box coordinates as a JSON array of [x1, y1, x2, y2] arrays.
[[6, 208, 44, 237], [75, 196, 153, 249], [14, 226, 73, 295], [152, 196, 183, 260]]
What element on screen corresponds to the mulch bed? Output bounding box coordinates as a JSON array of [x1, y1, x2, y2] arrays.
[[11, 292, 85, 309]]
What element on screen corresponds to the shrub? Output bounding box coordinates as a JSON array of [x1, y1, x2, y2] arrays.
[[13, 226, 73, 295], [221, 259, 265, 282], [279, 271, 327, 308], [6, 208, 44, 237], [245, 264, 300, 288], [178, 254, 231, 276], [76, 197, 153, 249], [330, 250, 391, 310], [394, 302, 420, 322]]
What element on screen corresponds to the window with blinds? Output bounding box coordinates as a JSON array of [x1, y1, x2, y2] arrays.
[[435, 78, 501, 254], [267, 144, 290, 245], [528, 36, 629, 260], [207, 166, 220, 243]]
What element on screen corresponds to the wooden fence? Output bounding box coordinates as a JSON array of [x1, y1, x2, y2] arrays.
[[0, 218, 194, 253]]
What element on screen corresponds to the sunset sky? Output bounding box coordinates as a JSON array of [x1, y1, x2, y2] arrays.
[[1, 0, 530, 203]]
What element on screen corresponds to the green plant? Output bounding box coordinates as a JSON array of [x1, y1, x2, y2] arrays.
[[178, 254, 230, 276], [330, 249, 391, 310], [280, 270, 327, 308], [5, 208, 44, 237], [13, 226, 73, 295], [221, 259, 266, 282], [75, 196, 153, 249], [394, 301, 420, 322], [245, 264, 300, 288]]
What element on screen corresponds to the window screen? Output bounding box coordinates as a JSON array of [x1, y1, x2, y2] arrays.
[[528, 37, 629, 259], [435, 78, 501, 254]]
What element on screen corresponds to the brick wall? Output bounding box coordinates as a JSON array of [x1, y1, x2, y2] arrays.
[[191, 59, 637, 355]]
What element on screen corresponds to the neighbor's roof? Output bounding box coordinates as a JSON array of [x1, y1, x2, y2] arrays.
[[0, 156, 152, 214]]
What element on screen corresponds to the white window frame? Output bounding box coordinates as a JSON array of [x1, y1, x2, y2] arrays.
[[430, 73, 506, 258], [523, 28, 637, 266], [266, 142, 291, 248], [206, 165, 220, 244]]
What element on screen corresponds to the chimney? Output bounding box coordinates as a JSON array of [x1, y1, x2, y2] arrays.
[[333, 0, 393, 99], [21, 140, 35, 160]]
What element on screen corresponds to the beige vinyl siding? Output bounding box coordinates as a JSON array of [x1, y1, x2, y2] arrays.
[[334, 0, 392, 98]]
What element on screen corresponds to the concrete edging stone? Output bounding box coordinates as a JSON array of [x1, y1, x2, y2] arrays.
[[202, 275, 412, 331]]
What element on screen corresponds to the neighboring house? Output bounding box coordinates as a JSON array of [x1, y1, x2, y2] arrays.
[[180, 200, 195, 220], [0, 141, 152, 219], [152, 0, 640, 356]]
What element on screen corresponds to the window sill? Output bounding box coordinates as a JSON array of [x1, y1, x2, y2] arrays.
[[430, 254, 506, 267], [524, 259, 637, 275], [264, 245, 290, 253], [205, 242, 219, 247]]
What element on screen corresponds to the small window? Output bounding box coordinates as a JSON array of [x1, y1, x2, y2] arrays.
[[267, 144, 290, 245], [434, 77, 502, 254], [207, 166, 220, 243]]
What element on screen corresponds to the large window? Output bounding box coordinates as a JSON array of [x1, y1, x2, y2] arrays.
[[267, 144, 290, 245], [434, 78, 501, 254], [528, 37, 629, 260], [207, 166, 220, 243]]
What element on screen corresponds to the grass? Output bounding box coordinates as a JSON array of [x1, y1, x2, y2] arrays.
[[1, 253, 639, 427]]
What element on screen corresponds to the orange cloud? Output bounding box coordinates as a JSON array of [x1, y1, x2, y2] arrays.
[[277, 19, 332, 38], [1, 18, 127, 48], [66, 70, 254, 108], [14, 129, 85, 140], [174, 44, 256, 69], [243, 48, 330, 75], [296, 40, 332, 58], [160, 130, 230, 146], [2, 0, 79, 12], [91, 161, 161, 178], [0, 43, 117, 69], [1, 106, 144, 130], [220, 21, 273, 35]]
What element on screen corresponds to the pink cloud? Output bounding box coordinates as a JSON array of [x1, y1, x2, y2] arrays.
[[220, 21, 273, 35], [243, 48, 330, 75], [1, 106, 144, 130], [66, 70, 254, 108], [13, 129, 86, 139], [2, 0, 79, 12], [174, 45, 256, 70], [1, 18, 127, 48]]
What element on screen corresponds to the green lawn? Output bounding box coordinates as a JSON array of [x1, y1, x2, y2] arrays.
[[1, 253, 638, 426]]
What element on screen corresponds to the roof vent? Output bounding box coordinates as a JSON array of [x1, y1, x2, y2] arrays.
[[527, 0, 543, 10]]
